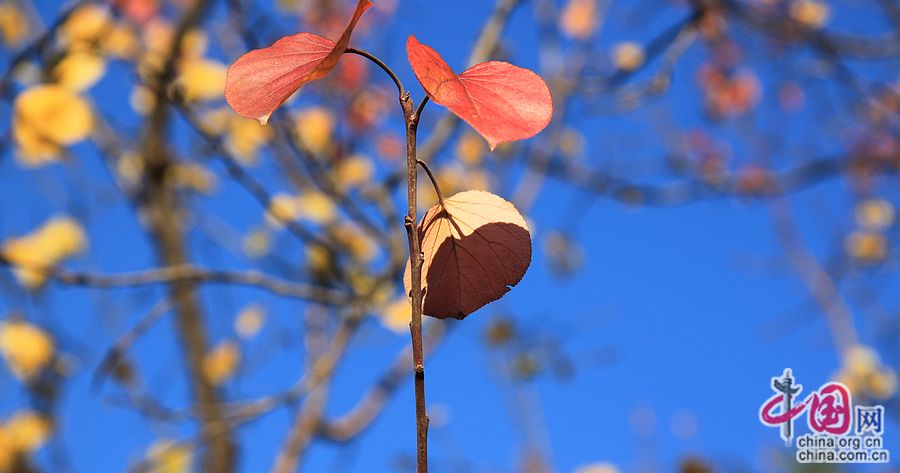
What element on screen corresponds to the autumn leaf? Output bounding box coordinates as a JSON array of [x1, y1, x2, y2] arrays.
[[13, 85, 93, 165], [404, 190, 531, 319], [201, 340, 240, 385], [559, 0, 598, 40], [4, 411, 51, 452], [146, 440, 192, 473], [224, 0, 373, 124], [0, 320, 55, 381], [234, 304, 266, 339], [406, 36, 552, 150], [1, 216, 87, 289], [53, 51, 106, 92], [379, 296, 412, 333]]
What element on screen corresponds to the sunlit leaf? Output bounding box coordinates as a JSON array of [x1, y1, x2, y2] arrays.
[[855, 199, 894, 231], [611, 41, 644, 71], [334, 154, 373, 188], [404, 190, 532, 319], [146, 440, 192, 473], [53, 51, 106, 92], [224, 0, 373, 124], [845, 231, 887, 265], [406, 36, 553, 150], [177, 58, 227, 102], [559, 0, 598, 40], [294, 107, 334, 154], [0, 320, 55, 381], [834, 344, 898, 399], [234, 304, 266, 339], [2, 216, 87, 289], [790, 0, 829, 28], [0, 2, 29, 46], [296, 191, 337, 225], [201, 340, 240, 386], [455, 131, 485, 166], [575, 463, 620, 473], [4, 411, 50, 452], [59, 4, 110, 47], [379, 297, 411, 333], [13, 84, 93, 165]]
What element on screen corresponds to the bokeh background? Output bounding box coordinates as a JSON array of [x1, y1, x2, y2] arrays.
[[0, 0, 898, 472]]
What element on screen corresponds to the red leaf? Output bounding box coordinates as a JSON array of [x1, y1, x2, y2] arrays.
[[404, 190, 532, 319], [406, 35, 553, 150], [224, 0, 373, 124]]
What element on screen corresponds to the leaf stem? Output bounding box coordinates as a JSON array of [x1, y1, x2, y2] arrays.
[[417, 159, 446, 210], [344, 47, 405, 99]]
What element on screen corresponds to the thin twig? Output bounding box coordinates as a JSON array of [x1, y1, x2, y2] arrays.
[[0, 256, 350, 305], [417, 159, 446, 210], [345, 47, 405, 98]]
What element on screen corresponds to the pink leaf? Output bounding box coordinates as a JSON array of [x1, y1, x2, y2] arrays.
[[224, 0, 373, 124], [404, 190, 532, 319], [406, 35, 553, 150]]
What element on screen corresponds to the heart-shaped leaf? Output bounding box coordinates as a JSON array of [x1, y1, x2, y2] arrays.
[[406, 35, 553, 150], [224, 0, 373, 124], [404, 190, 532, 319]]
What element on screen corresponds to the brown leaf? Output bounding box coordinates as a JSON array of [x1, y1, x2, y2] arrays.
[[404, 190, 532, 319]]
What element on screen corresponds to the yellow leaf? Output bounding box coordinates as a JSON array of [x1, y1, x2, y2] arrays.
[[146, 440, 192, 473], [130, 85, 155, 115], [4, 411, 50, 452], [333, 224, 376, 263], [266, 193, 301, 225], [0, 321, 54, 381], [116, 151, 144, 185], [59, 5, 110, 47], [790, 0, 829, 28], [242, 227, 271, 258], [845, 231, 887, 264], [102, 24, 138, 58], [176, 59, 226, 102], [227, 115, 272, 164], [379, 297, 411, 333], [455, 131, 485, 166], [560, 0, 597, 40], [294, 107, 334, 154], [234, 304, 265, 339], [2, 216, 87, 289], [296, 191, 337, 225], [305, 244, 332, 274], [182, 29, 208, 58], [835, 344, 898, 399], [0, 428, 13, 472], [575, 463, 619, 473], [201, 340, 240, 385], [0, 2, 29, 46], [334, 154, 373, 188], [53, 52, 106, 92], [13, 84, 92, 165], [170, 163, 217, 194], [611, 41, 645, 71], [855, 199, 894, 231]]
